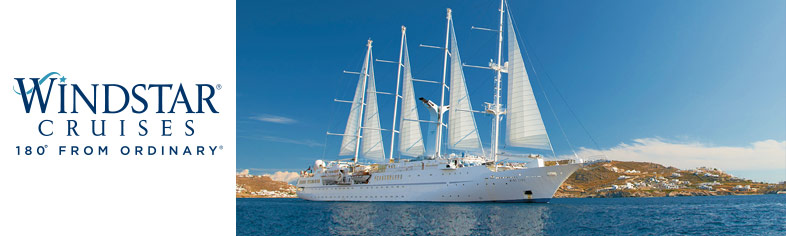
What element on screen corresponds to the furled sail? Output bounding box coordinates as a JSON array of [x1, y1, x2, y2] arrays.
[[505, 13, 551, 150], [361, 57, 386, 160], [447, 19, 483, 151], [398, 39, 426, 157], [338, 50, 370, 156]]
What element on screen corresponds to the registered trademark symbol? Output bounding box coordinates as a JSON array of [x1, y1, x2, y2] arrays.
[[219, 145, 223, 150], [217, 84, 222, 90], [44, 145, 48, 148]]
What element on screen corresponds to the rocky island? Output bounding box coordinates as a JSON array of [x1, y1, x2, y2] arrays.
[[236, 174, 297, 198], [553, 160, 786, 198], [238, 160, 786, 199]]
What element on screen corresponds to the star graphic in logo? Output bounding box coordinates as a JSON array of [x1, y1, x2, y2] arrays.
[[13, 72, 63, 95]]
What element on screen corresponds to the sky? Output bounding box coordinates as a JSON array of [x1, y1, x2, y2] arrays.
[[237, 0, 786, 183]]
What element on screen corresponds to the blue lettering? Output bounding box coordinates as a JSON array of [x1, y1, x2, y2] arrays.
[[67, 120, 79, 136], [197, 84, 218, 113], [120, 120, 126, 136], [162, 120, 172, 136], [58, 84, 66, 113], [72, 84, 98, 114], [103, 84, 129, 113], [148, 84, 172, 113], [15, 78, 56, 113], [169, 84, 194, 113], [138, 120, 148, 136], [39, 120, 53, 136], [91, 120, 106, 136], [132, 84, 148, 113], [185, 120, 194, 136]]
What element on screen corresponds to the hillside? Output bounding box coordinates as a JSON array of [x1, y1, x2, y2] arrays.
[[236, 175, 297, 198], [554, 160, 786, 198], [237, 161, 786, 199]]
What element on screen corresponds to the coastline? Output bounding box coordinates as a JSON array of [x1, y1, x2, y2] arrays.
[[237, 192, 781, 199], [237, 160, 786, 199]]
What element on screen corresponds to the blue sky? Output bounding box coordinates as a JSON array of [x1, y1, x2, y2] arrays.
[[238, 0, 786, 182]]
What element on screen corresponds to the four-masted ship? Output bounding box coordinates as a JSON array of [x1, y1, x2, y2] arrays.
[[296, 0, 583, 202]]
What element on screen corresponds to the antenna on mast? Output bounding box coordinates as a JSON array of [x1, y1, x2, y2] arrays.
[[352, 39, 373, 163], [433, 8, 452, 158], [388, 26, 406, 163], [468, 0, 506, 169], [489, 0, 506, 170]]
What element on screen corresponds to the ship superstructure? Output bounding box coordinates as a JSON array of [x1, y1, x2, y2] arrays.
[[297, 0, 583, 202]]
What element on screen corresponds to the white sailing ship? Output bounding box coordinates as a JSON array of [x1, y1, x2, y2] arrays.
[[297, 0, 583, 203]]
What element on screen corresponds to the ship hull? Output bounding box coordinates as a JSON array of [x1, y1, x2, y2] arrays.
[[296, 162, 581, 203]]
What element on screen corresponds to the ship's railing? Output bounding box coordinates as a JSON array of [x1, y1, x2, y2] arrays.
[[299, 171, 314, 177]]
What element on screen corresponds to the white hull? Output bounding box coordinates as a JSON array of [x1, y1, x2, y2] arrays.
[[297, 161, 581, 203]]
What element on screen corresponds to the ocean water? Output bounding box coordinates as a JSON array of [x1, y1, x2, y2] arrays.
[[237, 194, 786, 235]]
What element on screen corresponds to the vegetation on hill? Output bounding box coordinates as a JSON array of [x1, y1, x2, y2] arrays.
[[237, 161, 786, 198], [236, 175, 297, 198], [555, 160, 786, 198]]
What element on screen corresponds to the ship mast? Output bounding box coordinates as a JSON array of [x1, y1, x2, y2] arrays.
[[490, 0, 505, 167], [388, 26, 406, 162], [434, 8, 452, 158], [353, 39, 373, 163]]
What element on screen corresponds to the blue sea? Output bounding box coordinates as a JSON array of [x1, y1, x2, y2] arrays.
[[237, 194, 786, 235]]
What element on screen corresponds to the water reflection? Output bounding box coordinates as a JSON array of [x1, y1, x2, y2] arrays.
[[424, 204, 478, 235], [328, 202, 376, 235], [387, 203, 417, 235], [482, 204, 548, 235], [239, 195, 786, 236], [324, 202, 548, 235]]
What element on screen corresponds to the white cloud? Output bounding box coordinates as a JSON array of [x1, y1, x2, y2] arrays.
[[565, 138, 786, 182], [237, 169, 250, 176], [264, 171, 300, 184], [240, 135, 323, 147], [251, 114, 296, 124]]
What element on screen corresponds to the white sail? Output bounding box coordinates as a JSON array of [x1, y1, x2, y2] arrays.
[[505, 13, 551, 150], [398, 39, 426, 157], [447, 19, 483, 151], [338, 50, 370, 156], [361, 58, 386, 160]]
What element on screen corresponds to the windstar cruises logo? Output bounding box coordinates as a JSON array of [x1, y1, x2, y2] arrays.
[[12, 72, 224, 157]]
